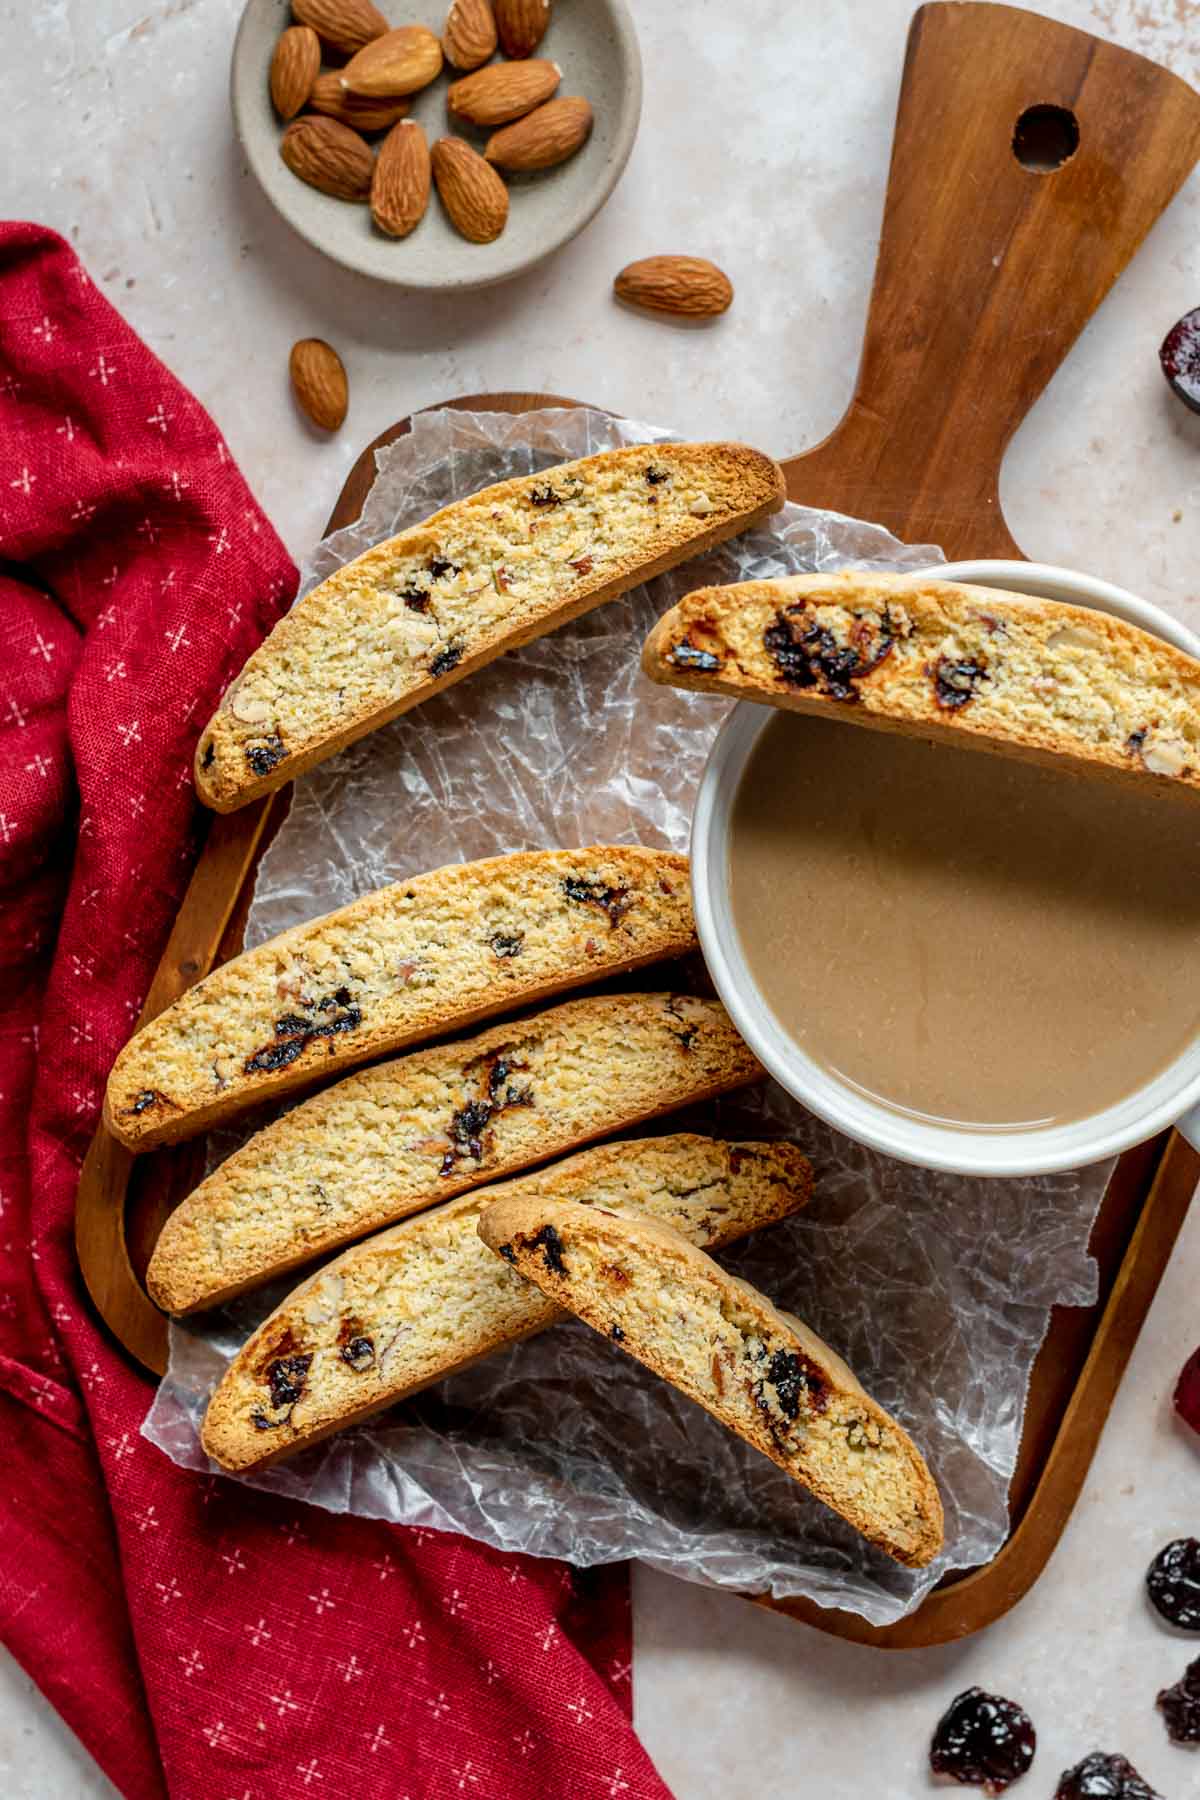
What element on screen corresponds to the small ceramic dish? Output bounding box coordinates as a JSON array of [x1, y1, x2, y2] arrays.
[[692, 560, 1200, 1178], [231, 0, 641, 290]]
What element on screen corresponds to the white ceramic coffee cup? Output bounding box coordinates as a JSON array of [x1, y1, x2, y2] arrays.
[[691, 559, 1200, 1177]]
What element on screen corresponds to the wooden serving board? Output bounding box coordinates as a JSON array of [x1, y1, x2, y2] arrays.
[[75, 2, 1200, 1648]]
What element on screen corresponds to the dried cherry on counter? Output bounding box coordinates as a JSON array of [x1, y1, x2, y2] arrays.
[[1052, 1752, 1161, 1799], [1160, 306, 1200, 414], [1146, 1536, 1200, 1629], [928, 1686, 1035, 1792], [1157, 1653, 1200, 1744], [1172, 1345, 1200, 1435]]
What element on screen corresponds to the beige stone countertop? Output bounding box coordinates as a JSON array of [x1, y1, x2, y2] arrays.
[[5, 0, 1200, 1794]]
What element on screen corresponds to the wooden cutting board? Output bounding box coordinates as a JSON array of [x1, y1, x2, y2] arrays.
[[75, 2, 1200, 1647]]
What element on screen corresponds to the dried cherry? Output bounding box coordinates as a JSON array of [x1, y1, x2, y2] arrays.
[[1053, 1753, 1160, 1799], [1160, 306, 1200, 414], [246, 734, 286, 776], [929, 1687, 1035, 1793], [1146, 1537, 1200, 1629], [1173, 1345, 1200, 1435], [933, 657, 988, 711], [1157, 1654, 1200, 1744]]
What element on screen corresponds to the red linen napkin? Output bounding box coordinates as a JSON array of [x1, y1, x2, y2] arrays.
[[0, 220, 671, 1800]]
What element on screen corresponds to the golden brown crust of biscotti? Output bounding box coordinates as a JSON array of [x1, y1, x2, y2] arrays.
[[147, 992, 763, 1314], [643, 572, 1200, 796], [478, 1198, 944, 1568], [195, 442, 785, 812], [104, 846, 695, 1152], [200, 1135, 812, 1473]]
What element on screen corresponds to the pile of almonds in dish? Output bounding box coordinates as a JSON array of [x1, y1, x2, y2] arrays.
[[269, 0, 593, 245]]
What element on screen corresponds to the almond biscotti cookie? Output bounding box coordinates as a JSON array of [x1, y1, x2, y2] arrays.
[[643, 571, 1200, 794], [105, 846, 694, 1151], [195, 442, 785, 812], [147, 992, 762, 1313], [478, 1198, 944, 1568], [201, 1135, 812, 1473]]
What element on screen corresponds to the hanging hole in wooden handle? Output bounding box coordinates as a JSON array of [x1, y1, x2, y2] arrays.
[[1013, 104, 1080, 172]]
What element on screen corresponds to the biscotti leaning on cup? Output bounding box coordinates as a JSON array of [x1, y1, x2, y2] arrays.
[[200, 1134, 813, 1473], [104, 846, 694, 1151], [478, 1197, 944, 1568], [195, 442, 785, 811], [643, 571, 1200, 795], [147, 992, 764, 1313]]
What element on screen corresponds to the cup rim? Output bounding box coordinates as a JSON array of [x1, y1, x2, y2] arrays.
[[691, 559, 1200, 1178]]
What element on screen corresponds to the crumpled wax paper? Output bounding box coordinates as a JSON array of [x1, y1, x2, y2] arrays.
[[142, 407, 1112, 1624]]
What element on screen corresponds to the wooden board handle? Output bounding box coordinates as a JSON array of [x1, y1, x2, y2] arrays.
[[786, 1, 1200, 554]]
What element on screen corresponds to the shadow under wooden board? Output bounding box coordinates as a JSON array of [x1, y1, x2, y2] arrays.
[[76, 0, 1200, 1649]]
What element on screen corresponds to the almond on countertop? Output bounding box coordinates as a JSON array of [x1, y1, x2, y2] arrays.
[[270, 25, 321, 121], [441, 0, 498, 70], [447, 58, 560, 126], [614, 255, 735, 318], [432, 135, 509, 241], [494, 0, 551, 57], [341, 25, 444, 98], [371, 119, 432, 237], [280, 115, 375, 199], [289, 339, 349, 431], [308, 70, 411, 132], [291, 0, 388, 56], [484, 94, 591, 171]]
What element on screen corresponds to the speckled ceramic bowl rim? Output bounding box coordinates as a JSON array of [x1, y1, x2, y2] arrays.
[[230, 0, 642, 291], [692, 559, 1200, 1178]]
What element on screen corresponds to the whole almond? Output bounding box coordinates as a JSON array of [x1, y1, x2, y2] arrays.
[[614, 255, 734, 319], [270, 25, 321, 121], [484, 95, 591, 171], [431, 136, 509, 242], [442, 0, 497, 70], [342, 26, 443, 98], [290, 339, 349, 431], [371, 120, 432, 237], [494, 0, 551, 57], [448, 58, 559, 126], [309, 71, 411, 133], [280, 116, 374, 201], [291, 0, 388, 56]]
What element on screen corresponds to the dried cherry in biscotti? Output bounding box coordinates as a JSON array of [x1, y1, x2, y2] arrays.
[[1053, 1752, 1161, 1799], [1146, 1536, 1200, 1629], [1157, 1653, 1200, 1743], [928, 1687, 1036, 1793]]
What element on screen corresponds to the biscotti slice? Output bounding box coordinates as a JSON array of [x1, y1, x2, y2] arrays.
[[643, 571, 1200, 795], [105, 846, 694, 1152], [195, 442, 785, 811], [478, 1198, 944, 1568], [201, 1134, 812, 1473], [148, 992, 763, 1313]]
